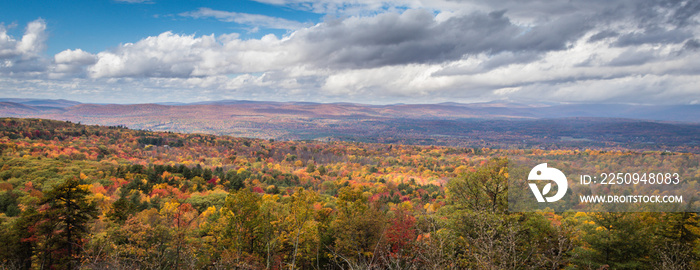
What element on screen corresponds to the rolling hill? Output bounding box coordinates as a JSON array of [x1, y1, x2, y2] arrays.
[[1, 99, 699, 152]]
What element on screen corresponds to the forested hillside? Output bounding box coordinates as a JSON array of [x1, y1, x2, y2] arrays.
[[3, 100, 700, 153], [0, 118, 698, 269]]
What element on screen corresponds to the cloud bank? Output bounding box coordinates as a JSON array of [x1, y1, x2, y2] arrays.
[[1, 0, 700, 105]]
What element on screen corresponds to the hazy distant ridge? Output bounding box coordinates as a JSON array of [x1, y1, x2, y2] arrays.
[[1, 99, 698, 152], [1, 99, 697, 122]]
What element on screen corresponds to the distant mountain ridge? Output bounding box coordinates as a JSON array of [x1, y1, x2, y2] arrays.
[[0, 98, 81, 108], [1, 98, 698, 152], [2, 98, 696, 122]]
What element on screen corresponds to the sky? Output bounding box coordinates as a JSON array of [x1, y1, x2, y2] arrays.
[[0, 0, 699, 105]]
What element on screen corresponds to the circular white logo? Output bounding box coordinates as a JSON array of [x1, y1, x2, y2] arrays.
[[528, 163, 568, 202]]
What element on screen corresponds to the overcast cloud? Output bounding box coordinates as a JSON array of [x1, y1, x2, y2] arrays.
[[1, 0, 699, 104]]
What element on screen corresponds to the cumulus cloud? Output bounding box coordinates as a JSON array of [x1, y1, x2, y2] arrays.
[[17, 20, 47, 56], [88, 32, 215, 78], [1, 0, 700, 105], [87, 9, 592, 77], [0, 19, 48, 76], [87, 31, 297, 78], [54, 49, 96, 65], [51, 49, 97, 77], [291, 9, 528, 69], [181, 8, 306, 30]]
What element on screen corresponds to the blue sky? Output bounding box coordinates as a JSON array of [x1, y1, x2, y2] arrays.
[[2, 0, 320, 55], [0, 0, 699, 105]]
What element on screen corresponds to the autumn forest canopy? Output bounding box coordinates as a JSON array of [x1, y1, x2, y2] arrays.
[[0, 118, 698, 269], [2, 0, 700, 268]]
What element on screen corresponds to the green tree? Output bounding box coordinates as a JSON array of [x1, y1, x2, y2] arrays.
[[655, 211, 700, 269], [37, 178, 99, 269], [575, 213, 652, 269], [330, 187, 386, 268], [317, 165, 327, 176], [221, 188, 265, 266], [287, 188, 319, 269], [0, 207, 40, 270], [107, 209, 175, 269], [306, 163, 316, 173], [445, 158, 562, 269], [257, 194, 285, 269], [447, 158, 508, 212], [106, 189, 142, 224]]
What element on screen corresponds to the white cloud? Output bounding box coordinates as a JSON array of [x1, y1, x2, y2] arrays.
[[87, 31, 297, 78], [1, 0, 700, 105], [55, 49, 96, 65], [0, 19, 48, 76], [88, 32, 218, 78], [17, 19, 47, 56], [51, 49, 97, 77], [181, 8, 307, 30], [0, 25, 19, 58], [0, 19, 46, 59], [250, 0, 471, 15]]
